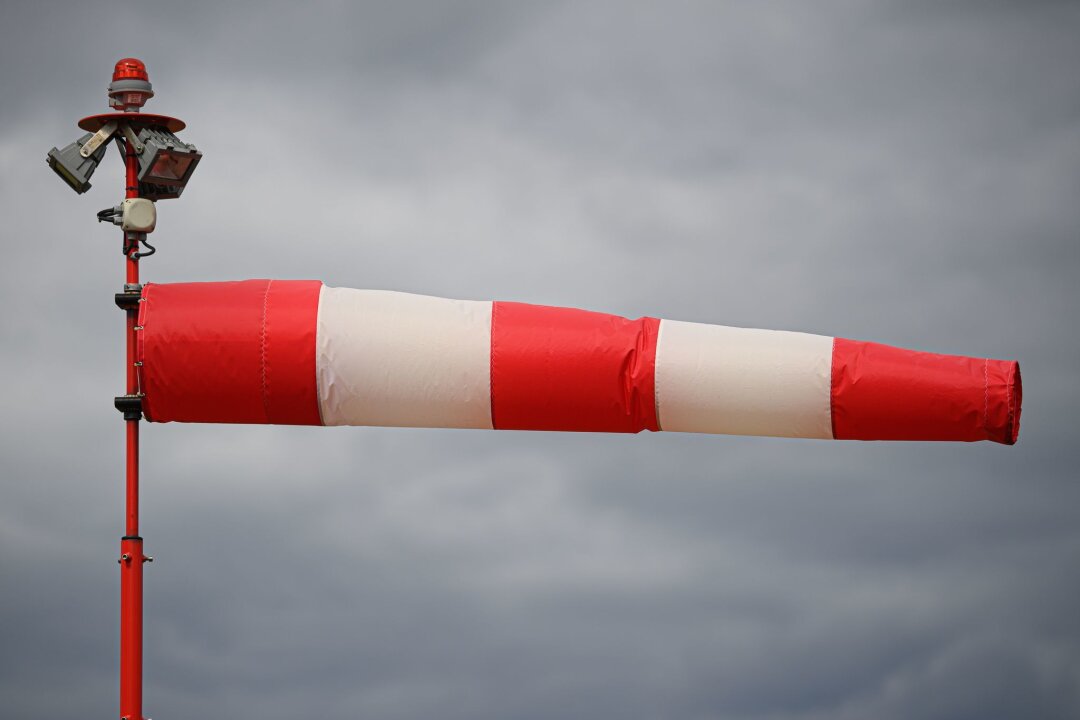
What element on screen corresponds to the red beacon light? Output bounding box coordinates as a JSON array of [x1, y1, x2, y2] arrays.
[[113, 57, 148, 80], [109, 57, 154, 112]]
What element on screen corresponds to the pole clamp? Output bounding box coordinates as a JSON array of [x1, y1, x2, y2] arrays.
[[115, 284, 143, 311], [114, 395, 143, 421]]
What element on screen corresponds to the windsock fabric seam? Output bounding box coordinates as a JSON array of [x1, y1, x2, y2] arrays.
[[1002, 369, 1010, 442], [313, 284, 327, 427], [489, 300, 500, 430], [136, 284, 150, 421], [829, 337, 837, 441], [259, 279, 272, 424], [654, 320, 665, 432]]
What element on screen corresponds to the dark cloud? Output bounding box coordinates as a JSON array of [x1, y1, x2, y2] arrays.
[[2, 1, 1079, 719]]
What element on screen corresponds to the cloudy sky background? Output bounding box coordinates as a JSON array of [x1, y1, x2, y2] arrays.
[[2, 1, 1079, 718]]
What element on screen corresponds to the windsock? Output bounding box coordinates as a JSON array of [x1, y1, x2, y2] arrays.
[[135, 280, 1021, 444]]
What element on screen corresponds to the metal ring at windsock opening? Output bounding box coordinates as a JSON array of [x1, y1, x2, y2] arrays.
[[136, 280, 1021, 444]]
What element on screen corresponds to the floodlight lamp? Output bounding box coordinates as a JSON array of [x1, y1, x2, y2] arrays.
[[47, 133, 108, 194], [136, 126, 201, 195]]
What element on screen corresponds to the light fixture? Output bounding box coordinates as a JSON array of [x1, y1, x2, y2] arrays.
[[47, 58, 200, 200], [135, 126, 202, 196], [46, 133, 109, 194]]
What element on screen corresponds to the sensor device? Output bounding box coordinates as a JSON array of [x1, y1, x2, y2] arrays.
[[121, 198, 156, 232], [97, 198, 157, 233]]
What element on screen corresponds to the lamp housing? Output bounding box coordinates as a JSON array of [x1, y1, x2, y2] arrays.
[[136, 126, 201, 196], [47, 133, 108, 194]]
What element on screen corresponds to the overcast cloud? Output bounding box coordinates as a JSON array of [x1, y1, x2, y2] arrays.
[[1, 1, 1079, 718]]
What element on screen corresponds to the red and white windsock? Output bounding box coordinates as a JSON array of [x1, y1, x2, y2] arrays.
[[135, 280, 1021, 444]]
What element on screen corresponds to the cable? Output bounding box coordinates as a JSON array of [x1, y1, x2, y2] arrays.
[[98, 206, 121, 223], [133, 236, 156, 260]]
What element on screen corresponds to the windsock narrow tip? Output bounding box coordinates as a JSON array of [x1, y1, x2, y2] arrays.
[[990, 359, 1022, 445], [830, 339, 1022, 445]]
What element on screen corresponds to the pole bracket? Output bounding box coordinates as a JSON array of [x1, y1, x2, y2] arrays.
[[115, 290, 143, 311], [114, 395, 143, 421], [79, 120, 118, 158], [119, 123, 145, 154]]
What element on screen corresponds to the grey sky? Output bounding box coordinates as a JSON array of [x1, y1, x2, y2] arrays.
[[2, 1, 1079, 718]]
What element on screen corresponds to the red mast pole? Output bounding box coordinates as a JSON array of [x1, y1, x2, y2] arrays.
[[119, 136, 145, 720], [52, 56, 192, 720]]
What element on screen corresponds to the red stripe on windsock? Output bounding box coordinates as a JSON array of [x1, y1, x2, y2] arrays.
[[138, 280, 323, 425], [490, 301, 661, 432], [830, 338, 1022, 444]]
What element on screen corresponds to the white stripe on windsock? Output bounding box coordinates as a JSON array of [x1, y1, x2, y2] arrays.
[[654, 320, 834, 438], [316, 287, 494, 428]]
